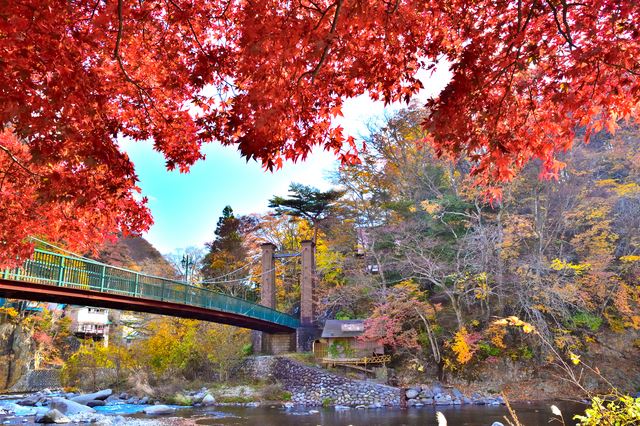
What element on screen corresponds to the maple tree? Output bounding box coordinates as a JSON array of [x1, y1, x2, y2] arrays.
[[2, 0, 638, 261]]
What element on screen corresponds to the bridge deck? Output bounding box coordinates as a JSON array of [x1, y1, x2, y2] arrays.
[[0, 249, 298, 333]]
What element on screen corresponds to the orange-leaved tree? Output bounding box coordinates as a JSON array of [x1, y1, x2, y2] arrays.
[[2, 0, 639, 262]]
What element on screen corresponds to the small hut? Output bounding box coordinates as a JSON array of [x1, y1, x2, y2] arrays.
[[313, 320, 389, 369]]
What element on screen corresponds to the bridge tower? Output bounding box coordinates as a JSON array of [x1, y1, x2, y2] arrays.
[[253, 240, 320, 354]]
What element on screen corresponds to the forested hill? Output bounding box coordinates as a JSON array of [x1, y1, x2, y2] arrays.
[[98, 236, 177, 279]]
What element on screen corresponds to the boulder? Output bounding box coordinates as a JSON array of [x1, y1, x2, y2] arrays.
[[86, 400, 106, 407], [405, 389, 420, 399], [143, 405, 176, 415], [48, 398, 96, 415], [18, 394, 41, 406], [491, 423, 505, 426], [451, 388, 464, 399], [139, 396, 150, 405], [201, 394, 215, 406], [420, 388, 434, 398], [71, 389, 112, 405], [434, 394, 453, 406], [34, 408, 70, 424]]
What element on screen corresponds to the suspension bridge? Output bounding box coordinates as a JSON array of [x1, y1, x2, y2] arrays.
[[0, 247, 300, 333]]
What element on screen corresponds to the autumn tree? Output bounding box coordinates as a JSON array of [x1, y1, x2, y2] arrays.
[[201, 206, 258, 298], [129, 316, 249, 382], [2, 1, 639, 262], [269, 183, 344, 243]]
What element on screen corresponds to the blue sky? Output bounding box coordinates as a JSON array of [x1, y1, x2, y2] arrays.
[[120, 65, 451, 254]]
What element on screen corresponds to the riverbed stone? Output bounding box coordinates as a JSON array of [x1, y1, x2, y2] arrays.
[[48, 398, 96, 416], [405, 389, 420, 399], [143, 405, 176, 415], [17, 395, 41, 406], [86, 400, 106, 407], [434, 394, 453, 405], [201, 394, 215, 406], [491, 423, 505, 426], [71, 389, 112, 405], [34, 408, 70, 424]]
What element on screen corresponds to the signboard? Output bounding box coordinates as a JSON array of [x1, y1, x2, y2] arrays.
[[341, 323, 364, 332]]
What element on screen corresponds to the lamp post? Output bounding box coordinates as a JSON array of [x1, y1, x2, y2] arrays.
[[181, 254, 194, 283]]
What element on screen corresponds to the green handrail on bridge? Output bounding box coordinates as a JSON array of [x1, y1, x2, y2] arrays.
[[1, 249, 299, 329]]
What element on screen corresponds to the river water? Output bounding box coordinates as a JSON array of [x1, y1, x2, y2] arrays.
[[1, 398, 586, 425], [135, 401, 585, 425]]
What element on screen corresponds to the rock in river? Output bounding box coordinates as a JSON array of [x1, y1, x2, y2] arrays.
[[71, 389, 112, 405], [143, 405, 176, 415], [48, 398, 96, 415], [201, 394, 215, 406], [34, 408, 71, 424]]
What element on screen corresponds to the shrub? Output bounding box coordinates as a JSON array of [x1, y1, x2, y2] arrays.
[[478, 341, 501, 358], [322, 397, 333, 407], [259, 383, 292, 401], [169, 393, 193, 406], [571, 312, 603, 332], [574, 395, 640, 425], [217, 395, 256, 403]]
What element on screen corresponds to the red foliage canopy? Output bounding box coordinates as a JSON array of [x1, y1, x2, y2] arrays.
[[1, 0, 638, 262]]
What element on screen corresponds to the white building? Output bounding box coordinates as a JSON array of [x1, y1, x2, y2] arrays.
[[69, 306, 110, 345]]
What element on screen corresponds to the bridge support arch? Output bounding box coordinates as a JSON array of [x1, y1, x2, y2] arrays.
[[253, 240, 320, 354]]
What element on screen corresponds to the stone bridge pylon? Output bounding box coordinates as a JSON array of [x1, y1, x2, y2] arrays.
[[252, 240, 320, 354]]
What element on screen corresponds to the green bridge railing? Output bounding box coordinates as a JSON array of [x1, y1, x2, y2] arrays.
[[1, 249, 299, 329]]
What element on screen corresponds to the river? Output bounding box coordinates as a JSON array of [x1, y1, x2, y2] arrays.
[[0, 397, 586, 425]]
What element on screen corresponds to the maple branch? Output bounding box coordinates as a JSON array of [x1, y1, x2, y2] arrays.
[[299, 0, 323, 15], [602, 61, 640, 76], [0, 145, 40, 177], [385, 0, 400, 14], [112, 0, 168, 125], [114, 0, 124, 61], [297, 0, 343, 85], [545, 0, 576, 49], [166, 0, 214, 58]]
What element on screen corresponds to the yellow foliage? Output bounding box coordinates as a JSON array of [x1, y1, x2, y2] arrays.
[[487, 324, 507, 349], [596, 178, 640, 196], [0, 307, 19, 320], [620, 255, 640, 263], [613, 182, 640, 196], [473, 273, 490, 300], [420, 200, 442, 215], [492, 316, 536, 334], [569, 351, 581, 365], [450, 327, 474, 364], [550, 258, 591, 275]]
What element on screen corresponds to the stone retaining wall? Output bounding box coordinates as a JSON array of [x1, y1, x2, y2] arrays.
[[238, 356, 400, 407], [9, 369, 61, 392]]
